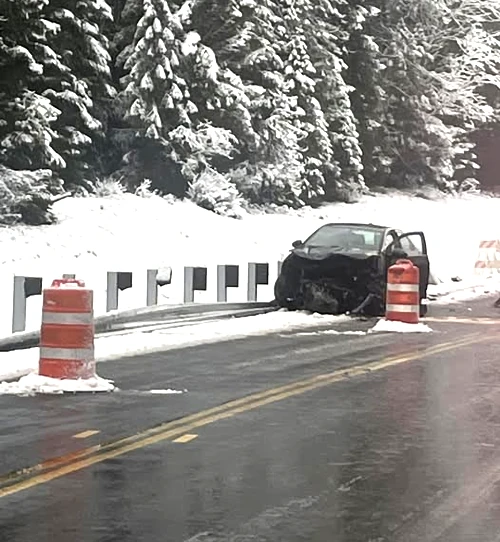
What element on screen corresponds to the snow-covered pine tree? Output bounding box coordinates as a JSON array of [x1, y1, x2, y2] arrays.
[[0, 164, 63, 225], [196, 0, 308, 207], [193, 0, 366, 206], [112, 0, 145, 84], [433, 0, 500, 190], [365, 0, 454, 189], [115, 0, 247, 208], [0, 0, 66, 171], [104, 0, 144, 178], [121, 0, 197, 138], [366, 0, 500, 191], [42, 0, 115, 188], [187, 165, 243, 218], [304, 0, 365, 202], [278, 0, 330, 203], [181, 0, 259, 163], [0, 0, 66, 224], [115, 0, 195, 193], [341, 1, 387, 187]]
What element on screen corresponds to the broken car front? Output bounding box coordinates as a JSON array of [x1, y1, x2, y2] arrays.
[[274, 223, 430, 316]]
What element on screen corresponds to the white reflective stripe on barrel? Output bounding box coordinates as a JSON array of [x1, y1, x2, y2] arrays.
[[39, 347, 95, 360], [42, 312, 93, 325], [386, 283, 419, 292], [386, 304, 419, 313]]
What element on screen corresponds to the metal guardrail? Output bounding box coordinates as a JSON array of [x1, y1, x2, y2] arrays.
[[0, 302, 278, 352]]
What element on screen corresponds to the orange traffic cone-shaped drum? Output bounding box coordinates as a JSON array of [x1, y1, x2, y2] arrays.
[[386, 259, 420, 324], [39, 278, 95, 379]]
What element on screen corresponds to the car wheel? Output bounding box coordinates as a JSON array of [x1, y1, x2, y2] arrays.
[[274, 275, 296, 309]]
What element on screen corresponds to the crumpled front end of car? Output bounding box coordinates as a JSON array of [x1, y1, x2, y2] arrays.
[[275, 252, 386, 316]]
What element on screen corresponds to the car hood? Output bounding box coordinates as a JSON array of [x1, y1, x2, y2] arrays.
[[292, 247, 380, 260]]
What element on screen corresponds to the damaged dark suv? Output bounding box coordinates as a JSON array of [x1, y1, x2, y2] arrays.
[[274, 222, 430, 316]]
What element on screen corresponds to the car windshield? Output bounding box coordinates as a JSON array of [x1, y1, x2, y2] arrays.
[[304, 224, 383, 251]]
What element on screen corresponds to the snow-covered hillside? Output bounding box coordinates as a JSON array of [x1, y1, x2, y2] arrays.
[[1, 190, 500, 335]]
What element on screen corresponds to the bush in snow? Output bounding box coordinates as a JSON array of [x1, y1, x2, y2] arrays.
[[92, 176, 163, 198], [93, 178, 126, 197], [0, 165, 64, 225], [168, 122, 238, 180], [187, 167, 243, 218], [134, 178, 160, 197], [229, 162, 304, 209], [327, 179, 365, 204]]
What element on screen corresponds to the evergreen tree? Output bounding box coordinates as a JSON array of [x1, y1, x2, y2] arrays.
[[115, 0, 249, 196], [364, 0, 500, 190], [112, 0, 142, 79], [342, 1, 386, 187], [306, 0, 365, 201], [0, 0, 65, 170], [115, 0, 195, 193], [196, 0, 308, 206], [195, 0, 365, 205], [42, 0, 115, 187], [121, 0, 194, 138]]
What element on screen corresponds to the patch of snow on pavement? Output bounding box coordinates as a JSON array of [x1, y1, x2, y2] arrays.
[[369, 319, 434, 333], [95, 310, 351, 361], [0, 372, 115, 396], [148, 389, 185, 395], [294, 330, 367, 336]]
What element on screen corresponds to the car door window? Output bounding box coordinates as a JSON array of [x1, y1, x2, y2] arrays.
[[382, 231, 398, 251], [399, 234, 425, 256]]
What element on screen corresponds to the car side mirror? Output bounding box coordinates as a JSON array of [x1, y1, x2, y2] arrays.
[[292, 240, 303, 248]]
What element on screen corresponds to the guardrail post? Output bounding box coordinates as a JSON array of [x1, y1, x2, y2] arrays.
[[12, 275, 43, 332], [146, 269, 157, 306], [217, 265, 239, 302], [184, 267, 207, 303], [247, 263, 269, 302], [106, 271, 133, 312], [146, 267, 172, 306]]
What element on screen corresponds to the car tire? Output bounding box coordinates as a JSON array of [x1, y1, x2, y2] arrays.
[[274, 275, 296, 309]]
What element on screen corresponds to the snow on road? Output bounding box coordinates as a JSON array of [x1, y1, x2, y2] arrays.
[[0, 310, 435, 394]]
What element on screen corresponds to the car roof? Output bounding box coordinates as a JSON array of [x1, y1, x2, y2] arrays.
[[319, 222, 391, 231]]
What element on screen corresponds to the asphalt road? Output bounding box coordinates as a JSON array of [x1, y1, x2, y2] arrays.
[[1, 295, 500, 541]]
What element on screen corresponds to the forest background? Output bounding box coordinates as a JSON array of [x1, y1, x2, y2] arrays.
[[1, 0, 500, 224]]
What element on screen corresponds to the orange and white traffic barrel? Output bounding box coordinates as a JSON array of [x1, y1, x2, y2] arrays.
[[385, 259, 420, 324], [39, 278, 95, 379]]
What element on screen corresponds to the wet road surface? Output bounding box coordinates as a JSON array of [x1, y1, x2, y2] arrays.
[[1, 297, 500, 541]]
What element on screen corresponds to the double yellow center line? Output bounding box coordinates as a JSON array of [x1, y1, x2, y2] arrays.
[[0, 332, 488, 499]]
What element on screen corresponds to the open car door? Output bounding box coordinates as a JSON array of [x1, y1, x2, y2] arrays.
[[387, 231, 430, 300]]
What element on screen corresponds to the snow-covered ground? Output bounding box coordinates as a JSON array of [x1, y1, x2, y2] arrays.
[[2, 190, 500, 334], [1, 189, 500, 393]]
